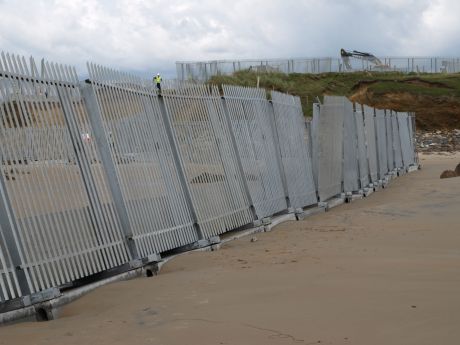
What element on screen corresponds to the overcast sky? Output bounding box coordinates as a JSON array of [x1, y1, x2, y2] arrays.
[[1, 0, 459, 78]]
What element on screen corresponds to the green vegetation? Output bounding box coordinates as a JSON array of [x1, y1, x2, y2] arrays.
[[208, 71, 460, 126]]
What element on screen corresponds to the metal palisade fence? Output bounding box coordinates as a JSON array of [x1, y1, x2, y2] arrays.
[[311, 97, 418, 203], [0, 53, 130, 306], [1, 51, 417, 314]]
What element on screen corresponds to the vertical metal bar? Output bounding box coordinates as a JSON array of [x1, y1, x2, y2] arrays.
[[80, 83, 140, 260], [221, 97, 257, 220], [157, 95, 204, 240]]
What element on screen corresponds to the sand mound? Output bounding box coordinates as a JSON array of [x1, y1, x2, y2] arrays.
[[440, 170, 457, 179], [455, 163, 460, 176]]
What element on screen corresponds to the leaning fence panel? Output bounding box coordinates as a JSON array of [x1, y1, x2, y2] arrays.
[[87, 64, 199, 256], [363, 105, 378, 183], [343, 99, 359, 193], [408, 113, 417, 164], [385, 113, 395, 171], [391, 112, 404, 169], [317, 96, 345, 201], [0, 54, 130, 295], [271, 91, 317, 208], [311, 103, 320, 191], [354, 106, 370, 188], [222, 85, 286, 219], [162, 84, 253, 238], [375, 109, 389, 179], [397, 112, 413, 168]]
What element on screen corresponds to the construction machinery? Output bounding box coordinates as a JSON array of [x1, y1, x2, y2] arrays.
[[340, 49, 390, 71]]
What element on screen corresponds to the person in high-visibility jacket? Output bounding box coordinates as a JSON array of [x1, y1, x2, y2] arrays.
[[154, 73, 162, 92]]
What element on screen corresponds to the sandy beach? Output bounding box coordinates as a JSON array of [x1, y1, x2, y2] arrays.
[[1, 153, 459, 345]]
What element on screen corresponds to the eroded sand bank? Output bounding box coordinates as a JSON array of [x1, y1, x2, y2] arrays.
[[1, 153, 460, 345]]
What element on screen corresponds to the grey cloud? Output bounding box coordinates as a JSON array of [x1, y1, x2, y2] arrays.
[[0, 0, 459, 78]]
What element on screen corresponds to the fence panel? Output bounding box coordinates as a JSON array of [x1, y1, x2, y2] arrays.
[[271, 91, 317, 208], [375, 109, 389, 179], [408, 113, 416, 164], [397, 112, 413, 168], [363, 105, 378, 182], [408, 113, 417, 164], [385, 113, 395, 171], [162, 84, 253, 238], [317, 96, 345, 201], [391, 112, 404, 169], [0, 54, 130, 295], [354, 106, 369, 188], [86, 65, 199, 256], [311, 103, 320, 191], [343, 99, 359, 192], [222, 85, 286, 219]]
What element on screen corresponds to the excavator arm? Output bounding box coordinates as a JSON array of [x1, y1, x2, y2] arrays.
[[340, 48, 388, 71]]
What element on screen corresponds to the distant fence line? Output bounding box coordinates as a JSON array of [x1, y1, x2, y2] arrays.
[[176, 57, 460, 81], [1, 51, 417, 316]]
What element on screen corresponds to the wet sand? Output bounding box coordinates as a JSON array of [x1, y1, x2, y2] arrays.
[[1, 153, 460, 345]]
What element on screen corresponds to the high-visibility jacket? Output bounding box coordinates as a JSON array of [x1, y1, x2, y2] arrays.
[[154, 75, 162, 84]]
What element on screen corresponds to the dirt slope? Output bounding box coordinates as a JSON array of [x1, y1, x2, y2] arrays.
[[209, 71, 460, 131], [349, 80, 460, 130]]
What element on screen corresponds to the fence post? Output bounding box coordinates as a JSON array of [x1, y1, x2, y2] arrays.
[[267, 101, 292, 210], [80, 83, 141, 263], [0, 178, 30, 300], [220, 97, 258, 221], [156, 95, 205, 241]]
